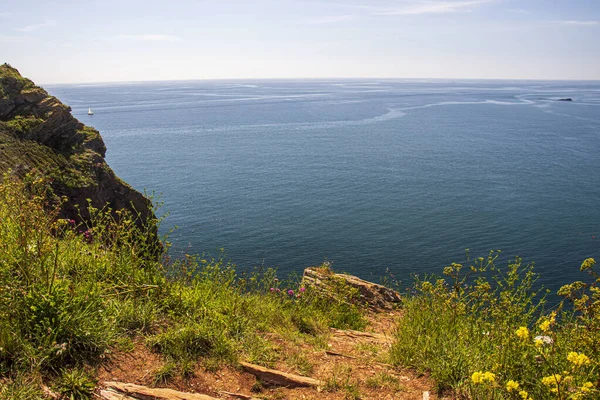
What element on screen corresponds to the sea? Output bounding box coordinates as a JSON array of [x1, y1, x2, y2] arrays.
[[45, 79, 600, 293]]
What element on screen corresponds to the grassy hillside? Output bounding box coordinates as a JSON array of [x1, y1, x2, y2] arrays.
[[0, 174, 366, 399]]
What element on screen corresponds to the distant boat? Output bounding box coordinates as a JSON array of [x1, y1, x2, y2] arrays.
[[88, 108, 94, 115]]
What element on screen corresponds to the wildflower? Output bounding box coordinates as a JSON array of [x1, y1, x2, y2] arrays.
[[542, 374, 562, 386], [516, 326, 530, 340], [299, 287, 306, 292], [539, 320, 551, 332], [567, 352, 591, 368], [482, 372, 496, 383], [580, 258, 596, 271], [471, 371, 495, 384], [270, 288, 275, 292], [506, 380, 520, 392], [534, 335, 554, 348], [518, 390, 530, 400], [581, 382, 594, 393], [287, 289, 294, 296]]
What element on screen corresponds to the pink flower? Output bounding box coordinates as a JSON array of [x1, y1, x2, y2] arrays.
[[287, 289, 294, 296], [299, 287, 306, 293], [270, 288, 275, 292]]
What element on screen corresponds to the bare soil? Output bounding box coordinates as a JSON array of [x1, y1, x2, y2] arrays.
[[97, 310, 446, 399]]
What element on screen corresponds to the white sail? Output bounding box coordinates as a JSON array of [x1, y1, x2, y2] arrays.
[[88, 108, 93, 115]]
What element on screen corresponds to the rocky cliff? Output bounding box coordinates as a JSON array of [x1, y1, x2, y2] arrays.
[[0, 63, 153, 225]]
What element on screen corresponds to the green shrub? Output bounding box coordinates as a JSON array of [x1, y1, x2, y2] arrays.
[[0, 375, 45, 399], [54, 368, 96, 400], [390, 252, 600, 399], [0, 173, 368, 391]]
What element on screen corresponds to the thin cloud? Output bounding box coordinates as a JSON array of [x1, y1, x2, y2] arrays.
[[16, 20, 56, 32], [117, 34, 182, 42], [0, 35, 24, 43], [559, 20, 599, 26], [304, 15, 358, 24], [371, 0, 497, 16], [507, 8, 530, 14]]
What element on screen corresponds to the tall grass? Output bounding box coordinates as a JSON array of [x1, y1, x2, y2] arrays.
[[390, 252, 599, 399], [0, 173, 366, 397]]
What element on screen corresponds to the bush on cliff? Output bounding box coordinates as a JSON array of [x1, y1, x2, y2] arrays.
[[0, 173, 365, 397], [390, 252, 599, 399]]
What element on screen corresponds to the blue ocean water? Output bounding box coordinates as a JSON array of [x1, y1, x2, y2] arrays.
[[46, 79, 600, 291]]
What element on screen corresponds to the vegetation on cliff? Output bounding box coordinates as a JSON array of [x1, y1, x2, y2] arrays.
[[0, 174, 366, 399], [391, 253, 599, 399], [0, 63, 152, 225]]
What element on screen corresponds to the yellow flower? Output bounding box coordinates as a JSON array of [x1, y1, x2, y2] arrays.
[[539, 320, 551, 332], [518, 390, 530, 400], [516, 326, 530, 340], [581, 258, 596, 271], [506, 380, 520, 392], [581, 382, 594, 393], [482, 372, 496, 383], [567, 352, 591, 367], [542, 374, 562, 386], [471, 371, 495, 385]]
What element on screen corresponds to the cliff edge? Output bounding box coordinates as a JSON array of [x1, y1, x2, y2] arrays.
[[0, 63, 153, 224]]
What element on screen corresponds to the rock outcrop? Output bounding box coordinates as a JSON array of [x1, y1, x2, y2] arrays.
[[101, 382, 219, 399], [303, 266, 402, 309], [0, 63, 154, 226]]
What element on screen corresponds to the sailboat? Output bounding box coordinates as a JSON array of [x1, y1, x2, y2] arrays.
[[88, 108, 94, 115]]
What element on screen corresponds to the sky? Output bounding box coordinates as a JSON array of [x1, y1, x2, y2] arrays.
[[1, 0, 599, 83]]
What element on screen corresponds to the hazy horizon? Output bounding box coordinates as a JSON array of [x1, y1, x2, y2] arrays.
[[39, 75, 600, 87], [2, 0, 599, 84]]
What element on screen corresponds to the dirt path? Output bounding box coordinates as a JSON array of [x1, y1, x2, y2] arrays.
[[97, 309, 441, 399]]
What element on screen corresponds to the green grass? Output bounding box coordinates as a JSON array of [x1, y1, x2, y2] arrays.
[[0, 63, 35, 95], [390, 252, 600, 399], [323, 365, 361, 399], [364, 371, 406, 392], [0, 173, 367, 393]]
